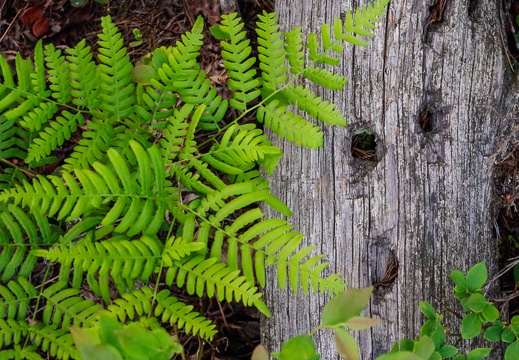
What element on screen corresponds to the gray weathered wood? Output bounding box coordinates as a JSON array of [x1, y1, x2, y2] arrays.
[[263, 0, 518, 358]]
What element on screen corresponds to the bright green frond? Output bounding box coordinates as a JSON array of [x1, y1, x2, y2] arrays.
[[97, 16, 135, 119], [44, 44, 71, 104], [0, 277, 37, 320], [65, 39, 100, 109], [165, 256, 270, 316], [26, 111, 85, 164], [283, 85, 347, 126], [220, 13, 261, 111], [257, 101, 324, 148]]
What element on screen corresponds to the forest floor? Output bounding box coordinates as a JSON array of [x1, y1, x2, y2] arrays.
[[3, 1, 519, 359], [0, 0, 272, 359]]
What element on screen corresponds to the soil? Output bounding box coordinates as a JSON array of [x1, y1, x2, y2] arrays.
[[0, 0, 272, 359]]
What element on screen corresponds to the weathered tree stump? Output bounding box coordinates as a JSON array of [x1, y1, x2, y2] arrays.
[[263, 0, 519, 358]]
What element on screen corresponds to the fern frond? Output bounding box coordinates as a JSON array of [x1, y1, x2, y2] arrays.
[[41, 281, 102, 330], [63, 119, 120, 170], [105, 286, 217, 340], [44, 44, 71, 104], [19, 102, 58, 132], [33, 235, 163, 302], [65, 39, 100, 110], [95, 16, 135, 121], [26, 111, 85, 164], [162, 236, 206, 266], [257, 101, 323, 148], [155, 18, 227, 129], [0, 344, 42, 360], [28, 321, 80, 359], [31, 41, 50, 97], [283, 85, 347, 126], [0, 203, 50, 282], [207, 124, 281, 168], [134, 79, 177, 124], [256, 11, 288, 99], [0, 277, 37, 320], [165, 256, 270, 316], [0, 167, 27, 191], [0, 115, 31, 159], [284, 26, 305, 75], [159, 103, 191, 163], [335, 0, 390, 46], [220, 13, 261, 111], [302, 66, 348, 91]]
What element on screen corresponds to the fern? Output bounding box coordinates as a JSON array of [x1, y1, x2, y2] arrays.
[[0, 1, 390, 357]]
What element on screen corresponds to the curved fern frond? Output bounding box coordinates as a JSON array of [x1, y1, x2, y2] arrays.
[[65, 39, 100, 110], [155, 17, 227, 129], [337, 0, 390, 46], [26, 111, 86, 164], [220, 13, 261, 111], [3, 141, 168, 238], [105, 286, 217, 340], [257, 101, 323, 148], [0, 277, 37, 320], [97, 16, 135, 120], [63, 119, 120, 170], [204, 208, 346, 296], [0, 203, 52, 282], [283, 85, 347, 126], [33, 235, 163, 302], [207, 124, 281, 170], [256, 11, 288, 100], [165, 256, 270, 316], [41, 281, 102, 330], [44, 43, 71, 104]]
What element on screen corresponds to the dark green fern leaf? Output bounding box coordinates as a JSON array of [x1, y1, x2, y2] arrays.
[[0, 277, 37, 320]]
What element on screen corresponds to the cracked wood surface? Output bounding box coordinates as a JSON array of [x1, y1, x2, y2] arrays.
[[262, 0, 519, 358]]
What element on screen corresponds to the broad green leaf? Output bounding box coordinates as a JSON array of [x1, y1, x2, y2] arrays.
[[449, 270, 466, 289], [465, 262, 487, 291], [505, 341, 519, 360], [75, 344, 123, 360], [438, 345, 458, 358], [343, 316, 381, 330], [465, 293, 488, 313], [210, 24, 231, 40], [502, 328, 516, 343], [272, 335, 320, 360], [391, 339, 415, 353], [117, 328, 161, 359], [466, 348, 492, 360], [461, 313, 482, 339], [132, 65, 159, 85], [334, 327, 359, 360], [481, 304, 499, 322], [413, 336, 435, 359], [322, 287, 373, 326], [376, 352, 423, 360], [419, 302, 436, 319], [252, 345, 270, 360], [484, 324, 504, 342]]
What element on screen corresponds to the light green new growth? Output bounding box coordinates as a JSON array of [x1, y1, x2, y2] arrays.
[[0, 0, 389, 358]]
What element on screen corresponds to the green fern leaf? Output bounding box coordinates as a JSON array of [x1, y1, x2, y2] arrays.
[[26, 111, 85, 164], [165, 255, 270, 316], [0, 277, 37, 320], [0, 115, 31, 159], [31, 41, 50, 97], [302, 66, 348, 91], [97, 15, 135, 119], [162, 236, 206, 266], [283, 85, 347, 126], [284, 26, 305, 75], [44, 43, 71, 104], [105, 286, 217, 340], [41, 281, 102, 330], [220, 13, 261, 111], [65, 39, 100, 109], [257, 101, 324, 148], [19, 101, 58, 132], [256, 11, 287, 99], [29, 322, 80, 359], [155, 18, 228, 129]]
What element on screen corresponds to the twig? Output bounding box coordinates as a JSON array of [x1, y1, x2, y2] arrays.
[[0, 8, 23, 44]]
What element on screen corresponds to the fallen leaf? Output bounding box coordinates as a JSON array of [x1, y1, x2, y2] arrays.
[[21, 6, 45, 25], [33, 17, 50, 37]]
